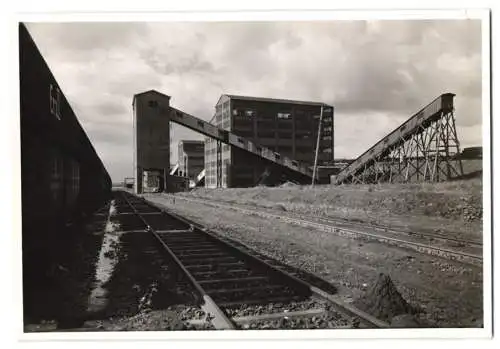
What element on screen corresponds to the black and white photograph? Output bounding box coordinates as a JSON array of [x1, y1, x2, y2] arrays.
[[9, 4, 492, 342]]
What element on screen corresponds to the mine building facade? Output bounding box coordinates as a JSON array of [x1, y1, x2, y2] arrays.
[[205, 94, 334, 188], [177, 140, 205, 179]]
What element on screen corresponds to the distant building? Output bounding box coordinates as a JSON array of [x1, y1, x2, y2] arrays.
[[461, 146, 482, 159], [178, 140, 205, 180], [205, 94, 334, 188]]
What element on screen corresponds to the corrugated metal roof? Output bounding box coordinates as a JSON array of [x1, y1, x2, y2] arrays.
[[222, 94, 329, 107]]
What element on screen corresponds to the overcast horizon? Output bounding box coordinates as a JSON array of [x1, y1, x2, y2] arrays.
[[25, 20, 483, 183]]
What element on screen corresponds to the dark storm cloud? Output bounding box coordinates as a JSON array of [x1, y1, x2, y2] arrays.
[[25, 19, 484, 182]]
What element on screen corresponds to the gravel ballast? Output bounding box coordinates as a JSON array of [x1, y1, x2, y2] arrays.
[[145, 194, 483, 328]]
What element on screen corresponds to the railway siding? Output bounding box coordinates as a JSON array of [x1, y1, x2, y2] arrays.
[[159, 195, 482, 267]]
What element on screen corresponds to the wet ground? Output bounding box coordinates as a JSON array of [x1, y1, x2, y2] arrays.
[[24, 196, 213, 332]]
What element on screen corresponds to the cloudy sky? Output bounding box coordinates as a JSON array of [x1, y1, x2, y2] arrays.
[[25, 20, 482, 182]]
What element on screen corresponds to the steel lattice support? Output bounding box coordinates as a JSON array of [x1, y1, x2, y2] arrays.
[[347, 109, 464, 184]]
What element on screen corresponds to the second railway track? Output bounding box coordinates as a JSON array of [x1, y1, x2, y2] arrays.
[[115, 190, 389, 330], [152, 194, 482, 267]]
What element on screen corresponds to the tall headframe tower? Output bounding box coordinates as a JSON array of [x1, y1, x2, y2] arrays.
[[133, 90, 171, 194]]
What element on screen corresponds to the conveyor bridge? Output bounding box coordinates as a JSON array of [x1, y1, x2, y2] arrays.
[[334, 93, 464, 184], [136, 90, 321, 185]]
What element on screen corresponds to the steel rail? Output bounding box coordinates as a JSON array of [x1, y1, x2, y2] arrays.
[[138, 194, 390, 329], [120, 192, 236, 330], [173, 194, 482, 247], [205, 197, 482, 247], [167, 195, 482, 267]]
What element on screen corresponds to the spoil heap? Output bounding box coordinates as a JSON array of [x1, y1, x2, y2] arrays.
[[354, 273, 415, 323]]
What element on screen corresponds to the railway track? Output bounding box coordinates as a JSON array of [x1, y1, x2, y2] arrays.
[[154, 194, 482, 267], [116, 190, 390, 330]]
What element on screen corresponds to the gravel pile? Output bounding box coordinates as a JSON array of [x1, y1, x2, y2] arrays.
[[353, 273, 416, 324]]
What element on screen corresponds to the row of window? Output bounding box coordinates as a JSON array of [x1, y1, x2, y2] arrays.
[[232, 108, 324, 122], [205, 176, 228, 187]]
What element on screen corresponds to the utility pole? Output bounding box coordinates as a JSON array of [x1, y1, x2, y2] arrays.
[[312, 105, 324, 186]]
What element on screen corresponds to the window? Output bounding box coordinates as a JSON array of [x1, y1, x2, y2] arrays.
[[245, 110, 255, 117], [72, 162, 80, 197], [277, 132, 292, 139], [50, 154, 63, 203], [277, 112, 291, 119], [232, 109, 239, 116], [49, 84, 61, 120]]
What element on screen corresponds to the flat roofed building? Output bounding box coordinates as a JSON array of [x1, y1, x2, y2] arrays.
[[178, 140, 205, 180], [205, 94, 334, 188]]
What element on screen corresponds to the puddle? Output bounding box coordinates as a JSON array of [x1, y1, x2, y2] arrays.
[[87, 200, 122, 313]]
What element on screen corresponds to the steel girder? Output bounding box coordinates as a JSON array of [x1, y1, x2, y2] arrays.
[[345, 110, 464, 184]]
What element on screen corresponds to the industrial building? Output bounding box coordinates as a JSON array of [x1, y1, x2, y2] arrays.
[[204, 95, 334, 188], [133, 90, 333, 192], [177, 140, 205, 180], [133, 91, 188, 193]]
